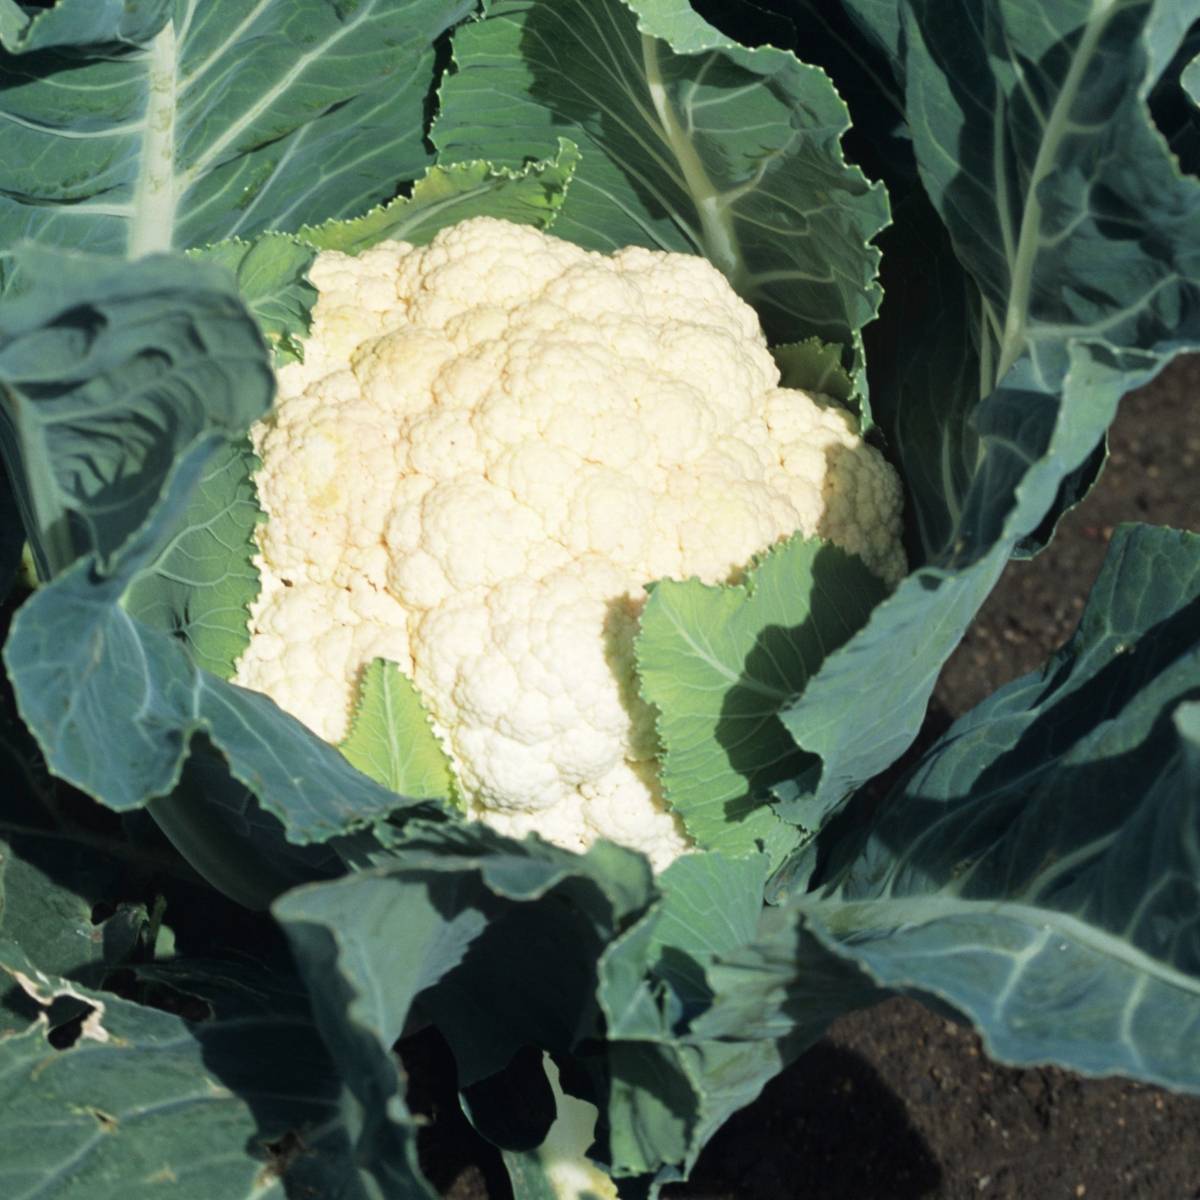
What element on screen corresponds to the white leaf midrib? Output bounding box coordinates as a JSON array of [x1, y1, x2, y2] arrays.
[[640, 31, 743, 284], [126, 0, 378, 256], [128, 19, 179, 256], [993, 0, 1121, 383]]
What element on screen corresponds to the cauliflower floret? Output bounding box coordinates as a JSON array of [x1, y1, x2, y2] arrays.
[[234, 216, 905, 871]]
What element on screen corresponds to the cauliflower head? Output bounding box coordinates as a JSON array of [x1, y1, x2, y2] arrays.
[[234, 216, 905, 870]]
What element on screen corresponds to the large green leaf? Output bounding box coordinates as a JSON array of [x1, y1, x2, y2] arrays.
[[4, 440, 436, 856], [778, 334, 1150, 825], [275, 823, 658, 1108], [0, 249, 272, 579], [416, 830, 657, 1087], [0, 945, 401, 1200], [636, 537, 883, 863], [583, 851, 865, 1186], [898, 0, 1200, 561], [799, 524, 1200, 1090], [0, 0, 476, 259], [0, 597, 140, 1011], [646, 852, 770, 1016], [435, 0, 888, 368], [0, 246, 438, 908], [0, 0, 172, 52], [589, 525, 1200, 1181], [275, 826, 789, 1189], [771, 0, 1200, 827]]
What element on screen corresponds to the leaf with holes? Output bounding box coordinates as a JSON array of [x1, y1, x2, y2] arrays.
[[0, 944, 429, 1199]]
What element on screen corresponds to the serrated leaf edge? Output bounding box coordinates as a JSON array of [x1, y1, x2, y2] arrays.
[[339, 657, 462, 811], [633, 532, 834, 846], [295, 137, 582, 252]]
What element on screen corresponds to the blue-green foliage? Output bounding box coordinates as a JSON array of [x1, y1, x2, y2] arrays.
[[799, 525, 1200, 1089], [435, 0, 889, 387], [0, 1, 1197, 1196], [0, 0, 475, 259]]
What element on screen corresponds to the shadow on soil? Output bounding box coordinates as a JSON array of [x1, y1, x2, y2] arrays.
[[403, 1024, 941, 1200], [673, 1041, 941, 1200]]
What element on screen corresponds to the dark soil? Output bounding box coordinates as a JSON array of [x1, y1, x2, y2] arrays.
[[405, 358, 1200, 1199], [671, 996, 1200, 1200]]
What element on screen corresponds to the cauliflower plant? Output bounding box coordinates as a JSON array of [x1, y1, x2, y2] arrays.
[[233, 217, 905, 870]]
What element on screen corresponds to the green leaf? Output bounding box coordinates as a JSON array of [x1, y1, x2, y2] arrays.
[[769, 0, 1200, 821], [0, 946, 409, 1199], [0, 761, 148, 1017], [340, 659, 458, 805], [905, 0, 1200, 397], [299, 140, 581, 254], [435, 0, 888, 366], [778, 538, 1006, 825], [837, 0, 904, 68], [188, 235, 318, 366], [865, 198, 981, 564], [0, 830, 148, 1018], [0, 244, 430, 906], [4, 440, 434, 853], [315, 834, 835, 1191], [145, 744, 344, 913], [898, 0, 1200, 558], [647, 853, 770, 1014], [585, 851, 863, 1185], [123, 438, 261, 679], [277, 825, 671, 1190], [0, 0, 475, 259], [0, 249, 272, 579], [636, 537, 884, 861], [0, 0, 172, 52], [275, 823, 657, 1088], [188, 143, 580, 385], [800, 524, 1200, 1092], [1183, 51, 1200, 107], [771, 337, 855, 407]]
